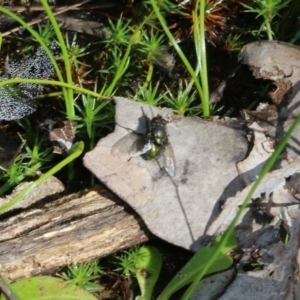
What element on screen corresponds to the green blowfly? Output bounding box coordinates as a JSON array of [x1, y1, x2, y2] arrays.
[[111, 108, 176, 177]]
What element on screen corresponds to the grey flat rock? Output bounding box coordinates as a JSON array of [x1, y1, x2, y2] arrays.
[[84, 97, 248, 250]]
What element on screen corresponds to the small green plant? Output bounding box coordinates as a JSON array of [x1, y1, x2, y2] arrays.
[[115, 245, 162, 300], [134, 81, 166, 106], [242, 0, 292, 40], [104, 17, 131, 48], [0, 141, 84, 214], [164, 79, 198, 115], [34, 21, 56, 45], [224, 33, 243, 52], [62, 32, 92, 69], [74, 85, 114, 151], [0, 130, 53, 196], [0, 161, 41, 196], [60, 259, 103, 293], [137, 29, 167, 87], [115, 246, 142, 279]]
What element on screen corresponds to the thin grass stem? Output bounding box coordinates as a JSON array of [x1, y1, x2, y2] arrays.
[[0, 78, 111, 100], [150, 0, 210, 116], [41, 0, 75, 118]]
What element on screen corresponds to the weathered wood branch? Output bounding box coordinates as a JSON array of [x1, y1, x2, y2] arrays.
[[0, 186, 150, 281]]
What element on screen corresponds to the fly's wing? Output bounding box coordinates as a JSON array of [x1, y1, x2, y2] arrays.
[[111, 132, 151, 159], [163, 142, 176, 177], [129, 135, 152, 158], [111, 132, 140, 156]]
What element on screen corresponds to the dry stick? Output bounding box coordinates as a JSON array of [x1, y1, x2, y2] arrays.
[[1, 0, 94, 37]]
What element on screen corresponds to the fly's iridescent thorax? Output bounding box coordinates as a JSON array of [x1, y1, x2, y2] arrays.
[[150, 115, 168, 146]]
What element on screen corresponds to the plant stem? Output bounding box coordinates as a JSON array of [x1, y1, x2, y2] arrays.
[[0, 78, 111, 100], [143, 62, 154, 91], [150, 0, 210, 116], [265, 18, 273, 40], [193, 0, 210, 115], [199, 0, 210, 114], [41, 0, 75, 118]]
